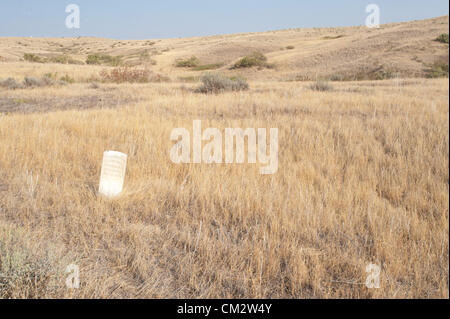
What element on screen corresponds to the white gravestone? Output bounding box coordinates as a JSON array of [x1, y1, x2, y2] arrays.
[[98, 151, 127, 198]]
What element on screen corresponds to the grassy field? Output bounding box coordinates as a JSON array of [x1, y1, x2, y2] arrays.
[[0, 16, 449, 299]]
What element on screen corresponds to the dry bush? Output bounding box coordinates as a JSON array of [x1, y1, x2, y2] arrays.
[[0, 78, 22, 89], [99, 67, 170, 83], [195, 73, 249, 93], [100, 67, 150, 83], [309, 80, 333, 91]]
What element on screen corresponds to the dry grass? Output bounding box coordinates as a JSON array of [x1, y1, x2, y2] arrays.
[[0, 77, 448, 298], [0, 15, 449, 299]]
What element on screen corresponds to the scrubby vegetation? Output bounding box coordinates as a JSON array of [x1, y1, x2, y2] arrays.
[[0, 224, 64, 298], [231, 52, 273, 69], [99, 67, 170, 83], [309, 80, 333, 91], [175, 56, 200, 68], [86, 54, 122, 66], [47, 55, 83, 65], [0, 74, 72, 90], [435, 33, 449, 44], [195, 73, 249, 93], [426, 56, 449, 78], [0, 78, 22, 89], [23, 53, 83, 65], [23, 53, 43, 63], [328, 65, 397, 81]]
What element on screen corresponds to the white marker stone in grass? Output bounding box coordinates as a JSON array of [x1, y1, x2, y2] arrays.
[[98, 151, 127, 198]]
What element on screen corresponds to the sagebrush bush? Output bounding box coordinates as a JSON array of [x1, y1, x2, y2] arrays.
[[0, 78, 22, 90], [195, 73, 249, 93], [22, 76, 56, 88], [309, 80, 333, 91], [231, 52, 272, 69], [23, 77, 43, 87], [175, 56, 200, 68]]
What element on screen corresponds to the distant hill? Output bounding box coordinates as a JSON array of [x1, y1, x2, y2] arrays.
[[0, 15, 448, 81]]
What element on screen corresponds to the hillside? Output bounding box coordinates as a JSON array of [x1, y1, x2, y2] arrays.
[[0, 15, 448, 81]]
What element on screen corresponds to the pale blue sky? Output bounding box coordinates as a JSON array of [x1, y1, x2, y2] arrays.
[[0, 1, 448, 39]]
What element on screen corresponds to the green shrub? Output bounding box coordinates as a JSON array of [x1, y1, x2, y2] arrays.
[[86, 54, 122, 66], [196, 73, 249, 94], [23, 53, 42, 63], [309, 80, 333, 91], [435, 33, 449, 44], [175, 56, 200, 68], [231, 52, 271, 69]]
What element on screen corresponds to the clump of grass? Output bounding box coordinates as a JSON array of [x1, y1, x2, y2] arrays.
[[86, 54, 122, 66], [195, 73, 249, 94], [435, 33, 449, 44], [60, 74, 75, 84], [231, 52, 273, 69], [0, 224, 62, 298], [286, 46, 295, 50], [309, 80, 333, 91], [23, 53, 42, 63], [175, 56, 201, 68]]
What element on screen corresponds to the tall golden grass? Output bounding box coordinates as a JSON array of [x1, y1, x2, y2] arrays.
[[0, 78, 448, 298]]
